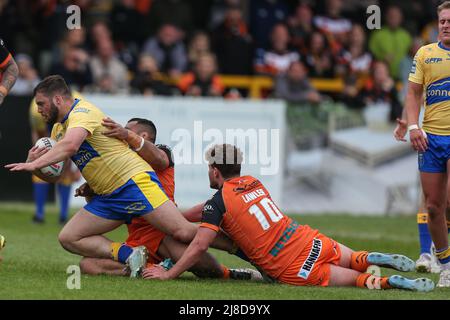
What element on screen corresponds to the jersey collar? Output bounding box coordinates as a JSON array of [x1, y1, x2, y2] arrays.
[[61, 98, 80, 124], [438, 41, 450, 51]]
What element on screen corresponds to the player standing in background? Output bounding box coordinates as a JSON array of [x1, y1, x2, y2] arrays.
[[5, 75, 240, 278], [0, 38, 18, 106], [394, 115, 446, 274], [402, 1, 450, 287], [77, 118, 259, 280], [29, 93, 82, 224], [145, 144, 435, 292]]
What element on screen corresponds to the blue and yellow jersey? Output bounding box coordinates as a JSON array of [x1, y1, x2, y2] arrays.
[[30, 91, 84, 185], [51, 98, 153, 195], [409, 42, 450, 135]]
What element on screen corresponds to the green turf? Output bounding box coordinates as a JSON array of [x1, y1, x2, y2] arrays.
[[0, 203, 448, 300]]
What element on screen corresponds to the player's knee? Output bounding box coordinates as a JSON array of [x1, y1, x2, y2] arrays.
[[58, 230, 77, 252], [427, 202, 445, 218]]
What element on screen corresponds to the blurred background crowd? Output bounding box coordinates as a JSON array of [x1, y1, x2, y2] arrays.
[[1, 0, 442, 120]]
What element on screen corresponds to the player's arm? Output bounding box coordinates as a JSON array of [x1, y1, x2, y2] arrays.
[[405, 81, 427, 151], [102, 117, 169, 171], [182, 202, 205, 222], [5, 128, 88, 173], [144, 227, 218, 280], [143, 193, 225, 280], [0, 40, 18, 106]]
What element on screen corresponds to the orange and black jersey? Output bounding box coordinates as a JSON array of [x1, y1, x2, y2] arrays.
[[154, 144, 175, 203], [0, 38, 12, 68], [200, 175, 318, 279]]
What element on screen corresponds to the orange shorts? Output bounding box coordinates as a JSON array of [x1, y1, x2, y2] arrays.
[[277, 233, 341, 287], [125, 221, 165, 265]]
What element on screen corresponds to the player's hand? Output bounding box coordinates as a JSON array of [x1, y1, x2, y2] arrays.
[[26, 146, 49, 162], [74, 182, 95, 198], [393, 118, 407, 142], [102, 117, 129, 140], [142, 264, 172, 280], [409, 128, 428, 152], [5, 162, 37, 172]]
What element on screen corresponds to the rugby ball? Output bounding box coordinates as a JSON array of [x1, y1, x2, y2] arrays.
[[35, 137, 64, 177]]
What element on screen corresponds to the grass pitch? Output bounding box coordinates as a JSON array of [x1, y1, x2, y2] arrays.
[[0, 203, 448, 300]]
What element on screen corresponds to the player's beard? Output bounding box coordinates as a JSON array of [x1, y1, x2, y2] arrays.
[[46, 102, 59, 125]]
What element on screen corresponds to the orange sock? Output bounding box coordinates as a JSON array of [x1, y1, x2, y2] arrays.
[[356, 273, 392, 289], [222, 265, 230, 279], [350, 251, 370, 272]]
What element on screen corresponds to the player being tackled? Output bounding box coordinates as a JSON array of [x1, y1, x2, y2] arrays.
[[144, 144, 435, 292]]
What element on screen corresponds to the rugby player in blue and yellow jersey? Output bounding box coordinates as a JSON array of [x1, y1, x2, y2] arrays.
[[5, 75, 235, 277], [404, 1, 450, 287]]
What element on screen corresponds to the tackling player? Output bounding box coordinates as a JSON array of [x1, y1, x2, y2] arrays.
[[77, 118, 258, 280], [144, 144, 435, 292], [400, 1, 450, 287], [0, 38, 18, 106], [5, 75, 242, 278]]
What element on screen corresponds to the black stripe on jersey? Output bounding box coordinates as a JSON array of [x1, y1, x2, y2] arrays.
[[0, 38, 10, 66], [201, 189, 226, 228]]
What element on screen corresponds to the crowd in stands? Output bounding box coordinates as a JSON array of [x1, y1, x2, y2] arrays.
[[2, 0, 442, 119]]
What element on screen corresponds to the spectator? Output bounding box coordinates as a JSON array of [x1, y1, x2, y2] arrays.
[[52, 27, 87, 66], [142, 24, 188, 78], [211, 5, 253, 75], [9, 54, 40, 96], [110, 0, 145, 47], [313, 0, 352, 55], [188, 31, 212, 71], [89, 38, 129, 94], [209, 0, 245, 30], [146, 0, 194, 35], [399, 37, 424, 102], [288, 3, 315, 55], [88, 20, 112, 53], [369, 5, 412, 80], [49, 47, 93, 92], [274, 61, 321, 104], [249, 0, 290, 48], [358, 61, 402, 122], [302, 31, 335, 78], [421, 19, 438, 44], [178, 53, 224, 97], [254, 23, 299, 76], [130, 54, 175, 96], [336, 24, 372, 78]]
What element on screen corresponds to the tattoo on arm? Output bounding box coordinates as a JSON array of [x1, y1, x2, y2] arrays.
[[1, 58, 19, 92]]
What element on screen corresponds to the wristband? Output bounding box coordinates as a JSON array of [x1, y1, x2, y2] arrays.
[[134, 136, 145, 152], [408, 124, 419, 132]]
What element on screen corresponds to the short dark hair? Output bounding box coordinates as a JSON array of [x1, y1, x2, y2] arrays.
[[205, 144, 243, 179], [128, 118, 157, 140], [33, 75, 72, 98]]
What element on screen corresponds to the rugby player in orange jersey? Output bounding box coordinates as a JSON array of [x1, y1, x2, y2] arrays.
[[78, 120, 260, 280], [144, 144, 435, 292], [0, 38, 18, 106]]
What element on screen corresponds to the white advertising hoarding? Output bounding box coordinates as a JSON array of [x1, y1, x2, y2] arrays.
[[71, 95, 286, 209]]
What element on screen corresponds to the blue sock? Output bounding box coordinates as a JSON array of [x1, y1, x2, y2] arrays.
[[417, 213, 432, 254], [234, 248, 250, 262], [57, 184, 71, 221], [33, 183, 49, 220], [118, 244, 134, 264]]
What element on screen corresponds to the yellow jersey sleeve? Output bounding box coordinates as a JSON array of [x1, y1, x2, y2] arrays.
[[409, 46, 424, 85], [66, 103, 99, 135]]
